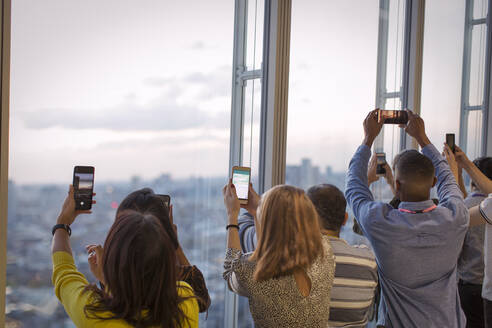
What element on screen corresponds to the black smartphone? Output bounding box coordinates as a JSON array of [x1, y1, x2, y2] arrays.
[[232, 166, 251, 205], [73, 166, 95, 210], [156, 194, 171, 208], [446, 133, 456, 153], [376, 153, 386, 176], [377, 109, 409, 124]]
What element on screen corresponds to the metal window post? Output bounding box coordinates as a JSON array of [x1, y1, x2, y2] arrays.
[[460, 0, 475, 153], [0, 0, 11, 324]]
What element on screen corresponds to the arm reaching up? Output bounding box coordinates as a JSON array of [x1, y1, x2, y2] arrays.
[[455, 145, 492, 194], [345, 110, 385, 234]]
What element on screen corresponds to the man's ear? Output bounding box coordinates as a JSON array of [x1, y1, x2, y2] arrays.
[[432, 176, 437, 188], [342, 212, 349, 226], [395, 179, 402, 193]]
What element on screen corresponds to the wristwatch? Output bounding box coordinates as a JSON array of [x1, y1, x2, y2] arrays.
[[52, 224, 71, 236]]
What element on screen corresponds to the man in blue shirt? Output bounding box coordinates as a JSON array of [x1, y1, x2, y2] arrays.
[[345, 109, 468, 327]]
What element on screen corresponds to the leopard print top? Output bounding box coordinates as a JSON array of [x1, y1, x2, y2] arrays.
[[223, 238, 335, 328]]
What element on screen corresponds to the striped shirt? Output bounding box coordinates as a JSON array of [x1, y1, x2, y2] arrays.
[[324, 235, 378, 328]]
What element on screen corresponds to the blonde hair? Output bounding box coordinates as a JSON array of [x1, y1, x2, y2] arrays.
[[249, 185, 324, 281]]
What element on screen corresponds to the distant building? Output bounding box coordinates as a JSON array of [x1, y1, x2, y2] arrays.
[[286, 158, 345, 191]]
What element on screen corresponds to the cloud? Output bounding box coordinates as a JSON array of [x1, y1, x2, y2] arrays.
[[21, 104, 227, 131], [19, 66, 232, 131]]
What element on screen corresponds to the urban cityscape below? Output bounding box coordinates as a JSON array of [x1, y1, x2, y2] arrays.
[[6, 157, 379, 328]]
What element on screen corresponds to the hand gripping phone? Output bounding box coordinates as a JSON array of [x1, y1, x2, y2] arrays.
[[446, 133, 455, 153], [73, 166, 95, 210]]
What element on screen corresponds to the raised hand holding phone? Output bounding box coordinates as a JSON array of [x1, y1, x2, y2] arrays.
[[57, 185, 95, 226], [376, 153, 387, 176], [363, 109, 384, 147], [404, 110, 430, 148], [231, 166, 251, 205], [73, 166, 95, 210], [446, 134, 456, 153]]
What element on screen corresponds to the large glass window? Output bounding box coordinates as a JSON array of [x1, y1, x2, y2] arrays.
[[286, 0, 404, 244], [6, 1, 233, 327], [421, 0, 488, 166], [420, 0, 465, 148]]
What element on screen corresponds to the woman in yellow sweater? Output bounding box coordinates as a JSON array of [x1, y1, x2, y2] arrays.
[[51, 185, 199, 327]]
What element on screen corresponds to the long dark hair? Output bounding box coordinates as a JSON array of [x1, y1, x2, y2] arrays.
[[84, 210, 192, 327], [117, 188, 179, 249]]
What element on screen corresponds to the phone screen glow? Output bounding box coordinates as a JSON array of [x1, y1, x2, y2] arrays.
[[75, 173, 94, 189], [232, 170, 250, 200]]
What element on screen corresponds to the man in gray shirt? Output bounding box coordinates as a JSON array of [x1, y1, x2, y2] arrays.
[[457, 157, 492, 328]]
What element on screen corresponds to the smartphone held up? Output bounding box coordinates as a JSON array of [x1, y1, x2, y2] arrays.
[[377, 109, 409, 125], [73, 166, 95, 210], [446, 133, 455, 153], [232, 166, 251, 205], [376, 153, 386, 176]]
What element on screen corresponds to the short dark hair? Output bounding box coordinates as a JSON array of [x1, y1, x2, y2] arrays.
[[395, 149, 435, 182], [473, 157, 492, 179], [472, 157, 492, 188], [306, 184, 346, 231]]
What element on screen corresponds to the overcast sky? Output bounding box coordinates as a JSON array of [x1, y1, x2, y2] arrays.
[[9, 0, 483, 184]]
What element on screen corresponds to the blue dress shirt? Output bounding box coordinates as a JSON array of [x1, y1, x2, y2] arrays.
[[345, 143, 468, 328]]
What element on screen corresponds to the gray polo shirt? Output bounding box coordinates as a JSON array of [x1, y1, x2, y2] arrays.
[[458, 193, 486, 284]]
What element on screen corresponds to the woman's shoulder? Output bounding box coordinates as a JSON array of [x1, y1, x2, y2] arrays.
[[176, 281, 199, 327], [177, 281, 195, 297]]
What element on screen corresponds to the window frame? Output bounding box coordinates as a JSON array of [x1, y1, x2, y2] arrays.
[[460, 0, 492, 157], [374, 0, 425, 153], [0, 0, 11, 323]]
